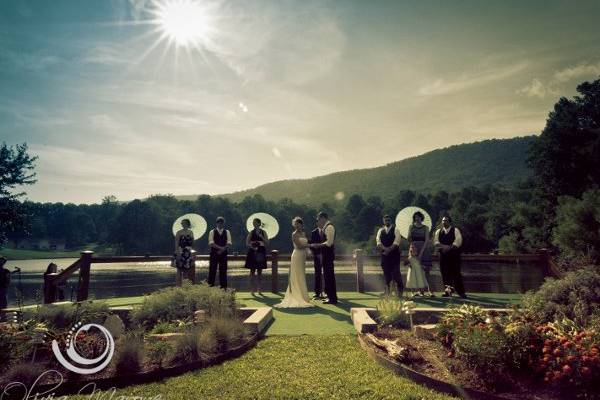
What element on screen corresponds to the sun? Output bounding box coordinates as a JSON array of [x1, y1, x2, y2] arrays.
[[153, 0, 213, 48]]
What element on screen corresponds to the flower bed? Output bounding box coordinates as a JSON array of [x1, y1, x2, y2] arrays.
[[354, 268, 600, 400], [0, 283, 261, 397]]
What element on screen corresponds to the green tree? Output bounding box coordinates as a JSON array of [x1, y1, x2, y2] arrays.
[[114, 200, 162, 254], [553, 189, 600, 263], [529, 78, 600, 201], [498, 198, 545, 253], [0, 143, 37, 243]]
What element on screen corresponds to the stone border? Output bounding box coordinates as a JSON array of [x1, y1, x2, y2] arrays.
[[240, 307, 273, 335], [351, 307, 378, 333]]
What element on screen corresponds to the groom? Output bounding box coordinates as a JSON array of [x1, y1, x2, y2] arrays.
[[309, 219, 325, 300], [310, 212, 338, 304]]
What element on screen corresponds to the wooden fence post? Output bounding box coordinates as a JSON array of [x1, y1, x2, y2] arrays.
[[271, 250, 279, 294], [43, 272, 58, 304], [77, 251, 93, 302], [355, 248, 365, 293], [538, 248, 563, 278]]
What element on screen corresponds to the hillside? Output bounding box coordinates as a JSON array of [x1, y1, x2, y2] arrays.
[[185, 137, 535, 206]]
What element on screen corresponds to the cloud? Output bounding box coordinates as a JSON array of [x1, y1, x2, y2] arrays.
[[0, 48, 61, 72], [418, 62, 528, 96], [126, 0, 153, 20], [159, 114, 208, 128], [0, 100, 72, 127], [516, 60, 600, 99], [271, 147, 282, 158], [553, 61, 600, 83], [30, 144, 211, 201], [80, 44, 129, 66], [516, 78, 559, 99], [199, 2, 345, 85]]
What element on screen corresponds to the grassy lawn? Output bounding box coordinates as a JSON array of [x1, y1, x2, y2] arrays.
[[102, 291, 522, 335], [69, 335, 457, 400], [0, 244, 116, 260], [0, 248, 83, 260]]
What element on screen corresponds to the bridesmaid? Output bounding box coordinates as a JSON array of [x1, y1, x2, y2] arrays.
[[405, 243, 430, 297], [407, 211, 434, 297], [174, 218, 195, 286], [245, 218, 269, 294]]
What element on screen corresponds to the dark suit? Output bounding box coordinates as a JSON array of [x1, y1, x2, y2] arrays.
[[309, 228, 324, 297], [321, 223, 337, 302]]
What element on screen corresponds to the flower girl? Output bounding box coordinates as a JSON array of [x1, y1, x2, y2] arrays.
[[405, 243, 430, 297]]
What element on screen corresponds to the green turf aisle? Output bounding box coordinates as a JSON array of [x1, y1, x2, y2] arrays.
[[69, 335, 457, 400]]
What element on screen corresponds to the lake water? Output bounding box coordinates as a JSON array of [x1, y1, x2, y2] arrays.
[[3, 258, 547, 307]]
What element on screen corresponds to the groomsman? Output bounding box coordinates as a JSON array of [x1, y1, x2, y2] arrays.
[[208, 216, 232, 289], [310, 212, 338, 304], [376, 215, 403, 297], [309, 219, 325, 300], [434, 215, 467, 298]]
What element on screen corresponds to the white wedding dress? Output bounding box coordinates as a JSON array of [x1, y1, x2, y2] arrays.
[[275, 235, 313, 308]]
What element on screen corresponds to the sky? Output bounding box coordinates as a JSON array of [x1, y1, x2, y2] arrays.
[[1, 0, 600, 204]]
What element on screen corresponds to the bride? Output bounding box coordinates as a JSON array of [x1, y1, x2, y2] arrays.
[[275, 217, 314, 308]]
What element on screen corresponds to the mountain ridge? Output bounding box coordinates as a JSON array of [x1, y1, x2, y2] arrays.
[[177, 136, 535, 206]]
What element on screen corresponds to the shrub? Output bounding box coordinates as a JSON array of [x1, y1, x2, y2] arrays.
[[521, 268, 600, 327], [173, 317, 249, 361], [196, 328, 218, 355], [207, 317, 248, 352], [0, 330, 16, 372], [131, 282, 237, 329], [114, 333, 144, 375], [25, 301, 110, 329], [443, 304, 488, 324], [436, 304, 513, 381], [436, 304, 488, 346], [173, 329, 201, 362], [26, 304, 75, 329], [376, 295, 410, 328], [147, 341, 172, 369], [452, 324, 508, 378], [503, 321, 540, 370], [150, 321, 181, 334], [3, 363, 47, 387]]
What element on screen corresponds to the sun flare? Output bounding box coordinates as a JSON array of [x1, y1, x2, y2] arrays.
[[154, 0, 213, 48]]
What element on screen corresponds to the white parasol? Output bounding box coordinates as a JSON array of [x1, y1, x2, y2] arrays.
[[395, 206, 432, 239], [171, 213, 207, 239], [246, 212, 280, 239]]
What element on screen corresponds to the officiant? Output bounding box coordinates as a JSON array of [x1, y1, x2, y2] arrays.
[[208, 216, 232, 289], [376, 214, 403, 297], [245, 217, 269, 294]]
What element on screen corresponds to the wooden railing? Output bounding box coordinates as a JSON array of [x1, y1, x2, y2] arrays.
[[42, 248, 557, 304]]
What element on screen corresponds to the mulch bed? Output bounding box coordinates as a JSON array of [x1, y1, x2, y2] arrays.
[[362, 328, 573, 400]]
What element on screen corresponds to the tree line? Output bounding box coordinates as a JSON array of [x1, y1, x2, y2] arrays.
[[1, 187, 534, 255]]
